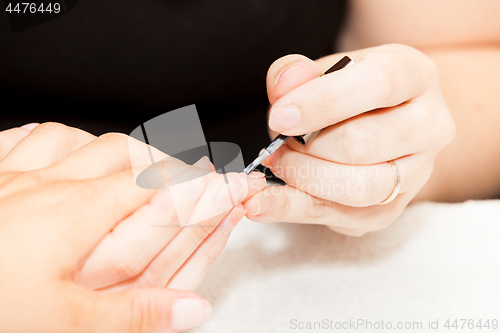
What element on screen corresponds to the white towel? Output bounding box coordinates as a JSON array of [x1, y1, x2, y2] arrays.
[[193, 200, 500, 332]]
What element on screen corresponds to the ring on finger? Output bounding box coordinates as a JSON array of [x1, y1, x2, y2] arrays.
[[377, 160, 401, 205]]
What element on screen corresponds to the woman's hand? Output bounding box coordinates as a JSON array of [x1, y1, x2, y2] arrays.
[[0, 122, 265, 332], [244, 44, 456, 236]]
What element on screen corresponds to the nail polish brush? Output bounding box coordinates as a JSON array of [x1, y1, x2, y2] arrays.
[[243, 56, 354, 174]]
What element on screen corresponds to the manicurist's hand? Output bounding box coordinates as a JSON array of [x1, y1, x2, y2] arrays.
[[244, 44, 456, 236], [0, 122, 265, 333]]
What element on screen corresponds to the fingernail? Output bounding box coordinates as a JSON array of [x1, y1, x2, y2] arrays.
[[20, 123, 39, 131], [269, 105, 301, 132], [171, 298, 212, 332], [262, 148, 282, 174], [251, 193, 271, 216], [193, 156, 214, 171], [248, 171, 265, 179], [258, 148, 271, 168], [216, 182, 244, 211], [275, 62, 307, 86]]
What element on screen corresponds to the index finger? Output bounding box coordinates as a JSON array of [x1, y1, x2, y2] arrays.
[[268, 44, 438, 135]]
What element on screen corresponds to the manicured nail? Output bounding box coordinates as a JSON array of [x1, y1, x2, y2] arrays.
[[261, 148, 282, 175], [216, 182, 244, 211], [275, 62, 307, 86], [251, 192, 271, 216], [170, 298, 212, 332], [20, 123, 39, 131], [269, 105, 301, 132], [248, 171, 265, 179], [193, 156, 213, 171]]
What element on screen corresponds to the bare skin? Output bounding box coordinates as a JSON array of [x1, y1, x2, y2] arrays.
[[0, 123, 265, 333], [1, 1, 499, 331]]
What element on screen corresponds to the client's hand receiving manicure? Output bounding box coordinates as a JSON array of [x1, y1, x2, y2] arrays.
[[0, 122, 265, 333]]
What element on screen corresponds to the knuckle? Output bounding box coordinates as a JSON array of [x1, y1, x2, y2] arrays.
[[112, 254, 144, 281], [63, 178, 101, 208], [446, 120, 457, 143], [412, 101, 432, 123], [187, 223, 214, 246], [349, 173, 378, 207], [129, 291, 155, 333], [0, 173, 14, 190], [425, 102, 456, 150], [420, 57, 440, 91], [0, 128, 24, 156], [426, 57, 439, 76], [319, 84, 338, 115], [282, 153, 306, 180], [36, 122, 70, 138], [273, 192, 291, 222], [369, 61, 398, 103], [99, 132, 129, 149], [202, 244, 224, 267], [438, 115, 457, 146], [137, 273, 157, 289], [338, 123, 377, 163], [0, 170, 51, 197], [38, 121, 68, 132], [21, 170, 49, 185], [306, 197, 331, 219], [202, 253, 217, 267]]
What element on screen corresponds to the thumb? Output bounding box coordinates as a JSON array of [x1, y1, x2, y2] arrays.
[[89, 288, 212, 333], [266, 54, 321, 105]]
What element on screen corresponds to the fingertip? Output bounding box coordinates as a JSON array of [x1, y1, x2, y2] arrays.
[[261, 147, 283, 176], [20, 122, 40, 131], [247, 171, 266, 190], [243, 200, 258, 221], [171, 297, 212, 332], [235, 171, 266, 200], [243, 190, 271, 220], [98, 288, 211, 333], [247, 170, 265, 179], [267, 55, 321, 105], [193, 156, 214, 171]]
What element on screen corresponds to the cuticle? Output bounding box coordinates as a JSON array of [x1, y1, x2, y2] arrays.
[[275, 61, 308, 86]]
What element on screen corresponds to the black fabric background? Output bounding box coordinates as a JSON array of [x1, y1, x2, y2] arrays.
[[0, 0, 347, 164]]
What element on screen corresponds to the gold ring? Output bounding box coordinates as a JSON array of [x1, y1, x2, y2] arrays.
[[377, 160, 401, 205]]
